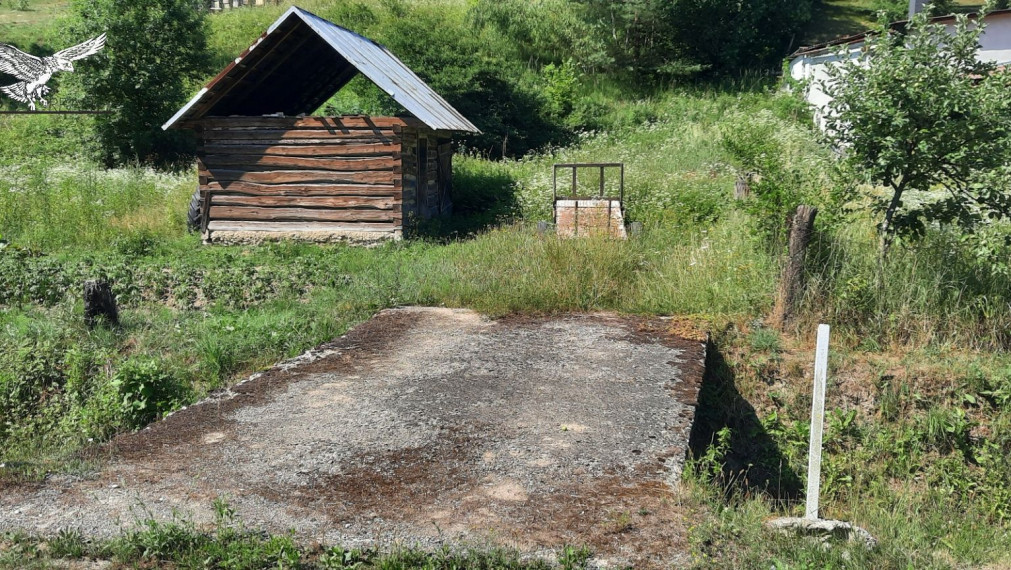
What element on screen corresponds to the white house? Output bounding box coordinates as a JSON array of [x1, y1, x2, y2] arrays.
[[788, 7, 1011, 131]]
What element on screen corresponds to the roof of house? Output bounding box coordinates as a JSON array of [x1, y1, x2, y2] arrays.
[[163, 6, 480, 133], [790, 8, 1011, 58]]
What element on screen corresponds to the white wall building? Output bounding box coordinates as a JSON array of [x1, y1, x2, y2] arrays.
[[788, 9, 1011, 131]]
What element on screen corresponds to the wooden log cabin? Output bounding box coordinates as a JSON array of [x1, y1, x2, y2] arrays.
[[164, 6, 479, 244]]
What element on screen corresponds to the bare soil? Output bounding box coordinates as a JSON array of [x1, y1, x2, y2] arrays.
[[0, 308, 706, 568]]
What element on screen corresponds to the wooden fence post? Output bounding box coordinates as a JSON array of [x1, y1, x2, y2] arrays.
[[772, 205, 817, 328]]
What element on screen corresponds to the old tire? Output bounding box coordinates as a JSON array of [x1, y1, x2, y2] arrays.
[[186, 188, 202, 233]]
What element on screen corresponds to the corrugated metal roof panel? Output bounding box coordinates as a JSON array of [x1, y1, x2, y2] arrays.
[[164, 6, 479, 133], [790, 8, 1011, 58]]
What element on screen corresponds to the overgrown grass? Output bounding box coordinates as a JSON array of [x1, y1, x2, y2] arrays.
[[0, 158, 192, 250], [685, 324, 1011, 568]]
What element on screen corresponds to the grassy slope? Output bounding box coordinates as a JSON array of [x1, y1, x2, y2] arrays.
[[0, 0, 67, 49]]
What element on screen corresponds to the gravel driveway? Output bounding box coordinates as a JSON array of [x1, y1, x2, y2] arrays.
[[1, 307, 706, 568]]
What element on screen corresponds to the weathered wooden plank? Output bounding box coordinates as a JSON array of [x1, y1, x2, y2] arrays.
[[207, 220, 400, 232], [210, 195, 396, 209], [202, 155, 395, 172], [204, 181, 400, 197], [202, 143, 399, 157], [207, 170, 395, 185], [201, 137, 398, 146], [210, 206, 400, 223], [201, 116, 422, 130], [203, 129, 396, 141]]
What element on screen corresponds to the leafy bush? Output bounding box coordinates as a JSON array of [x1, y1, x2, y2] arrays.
[[721, 109, 831, 247], [109, 357, 188, 430], [0, 339, 65, 427]]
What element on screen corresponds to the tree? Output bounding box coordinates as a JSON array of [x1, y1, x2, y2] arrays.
[[579, 0, 813, 78], [66, 0, 212, 167], [823, 4, 1011, 258]]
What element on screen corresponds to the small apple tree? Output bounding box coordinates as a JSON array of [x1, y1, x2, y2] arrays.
[[824, 4, 1011, 258]]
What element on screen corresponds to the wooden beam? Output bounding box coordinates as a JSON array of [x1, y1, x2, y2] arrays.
[[204, 181, 400, 197], [206, 169, 395, 185], [201, 143, 399, 157], [210, 205, 400, 223], [201, 137, 397, 146], [202, 129, 396, 141], [207, 220, 400, 232], [200, 116, 418, 130], [210, 195, 396, 209], [202, 155, 395, 171]]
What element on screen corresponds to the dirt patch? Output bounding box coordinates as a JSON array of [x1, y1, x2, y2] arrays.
[[0, 308, 705, 568]]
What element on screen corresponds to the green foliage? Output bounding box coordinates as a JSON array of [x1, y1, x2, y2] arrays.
[[374, 6, 569, 158], [469, 0, 610, 71], [0, 161, 191, 251], [825, 3, 1011, 254], [581, 0, 815, 78], [109, 357, 188, 429], [721, 108, 832, 247], [64, 0, 212, 167], [0, 338, 64, 428]]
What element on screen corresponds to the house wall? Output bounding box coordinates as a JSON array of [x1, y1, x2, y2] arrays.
[[789, 12, 1011, 131], [196, 115, 409, 243]]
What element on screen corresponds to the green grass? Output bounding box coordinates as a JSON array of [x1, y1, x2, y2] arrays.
[[686, 324, 1011, 569], [0, 0, 68, 51], [0, 502, 590, 569]]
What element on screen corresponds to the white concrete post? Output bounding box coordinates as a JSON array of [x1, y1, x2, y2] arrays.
[[805, 324, 830, 520]]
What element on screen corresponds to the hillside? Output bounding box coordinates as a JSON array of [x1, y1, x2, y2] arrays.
[[1, 1, 1011, 569]]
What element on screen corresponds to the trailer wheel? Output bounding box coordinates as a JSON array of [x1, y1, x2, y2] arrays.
[[186, 188, 202, 233]]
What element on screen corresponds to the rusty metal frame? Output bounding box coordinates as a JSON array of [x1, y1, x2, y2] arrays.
[[552, 163, 624, 226]]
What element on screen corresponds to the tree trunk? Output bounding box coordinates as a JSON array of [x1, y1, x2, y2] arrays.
[[84, 280, 118, 329], [877, 184, 905, 278], [772, 205, 818, 329]]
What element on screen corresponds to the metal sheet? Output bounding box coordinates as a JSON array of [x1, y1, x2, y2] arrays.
[[165, 6, 479, 133]]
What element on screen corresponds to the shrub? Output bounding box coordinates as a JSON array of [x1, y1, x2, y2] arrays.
[[582, 0, 814, 78], [109, 357, 188, 429], [0, 339, 65, 427]]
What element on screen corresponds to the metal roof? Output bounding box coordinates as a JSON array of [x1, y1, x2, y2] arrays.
[[164, 6, 479, 132], [790, 8, 1011, 58]]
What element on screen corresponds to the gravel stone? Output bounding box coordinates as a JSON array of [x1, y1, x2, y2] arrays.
[[0, 307, 706, 568]]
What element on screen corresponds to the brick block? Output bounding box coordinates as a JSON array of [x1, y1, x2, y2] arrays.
[[555, 200, 627, 239]]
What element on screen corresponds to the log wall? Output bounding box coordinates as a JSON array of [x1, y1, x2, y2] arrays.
[[400, 127, 453, 227], [197, 116, 414, 241]]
